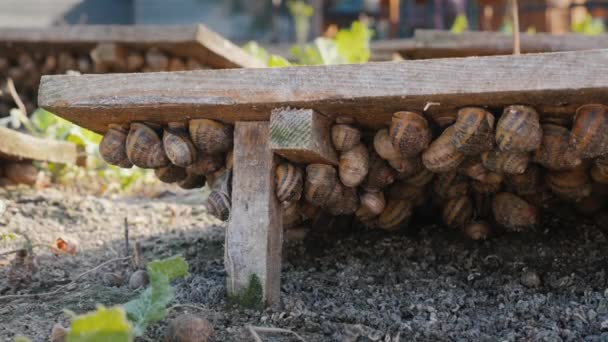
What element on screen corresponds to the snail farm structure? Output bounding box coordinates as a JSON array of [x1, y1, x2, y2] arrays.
[[38, 49, 608, 306]]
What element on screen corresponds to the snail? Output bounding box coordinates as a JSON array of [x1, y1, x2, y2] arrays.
[[533, 124, 581, 171], [433, 171, 469, 200], [442, 195, 473, 228], [283, 201, 302, 229], [362, 150, 397, 192], [50, 324, 69, 342], [495, 105, 542, 152], [463, 221, 491, 240], [226, 149, 234, 170], [430, 110, 457, 128], [422, 126, 465, 173], [275, 162, 304, 203], [339, 143, 369, 187], [481, 150, 529, 174], [163, 122, 197, 167], [451, 107, 495, 155], [492, 192, 538, 231], [99, 124, 132, 168], [387, 181, 425, 201], [189, 119, 233, 155], [403, 168, 434, 187], [299, 201, 322, 222], [129, 270, 149, 289], [378, 199, 413, 231], [591, 163, 608, 184], [355, 205, 379, 228], [164, 314, 215, 342], [360, 191, 385, 215], [373, 128, 400, 161], [126, 122, 170, 168], [331, 124, 361, 152], [327, 186, 359, 216], [472, 192, 492, 218], [546, 166, 592, 202], [304, 164, 338, 206], [470, 175, 502, 194], [390, 156, 424, 178], [155, 164, 187, 183], [177, 172, 206, 190], [4, 162, 38, 185], [207, 190, 231, 221], [504, 164, 542, 196], [389, 111, 432, 158], [187, 154, 224, 176], [569, 104, 608, 159]]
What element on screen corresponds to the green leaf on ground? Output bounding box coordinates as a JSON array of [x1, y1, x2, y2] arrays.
[[67, 306, 133, 342]]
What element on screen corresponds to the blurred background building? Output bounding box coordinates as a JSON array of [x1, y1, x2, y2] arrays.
[[0, 0, 606, 42]]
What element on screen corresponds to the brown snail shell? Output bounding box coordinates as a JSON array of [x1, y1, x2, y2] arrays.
[[177, 172, 206, 190], [355, 205, 379, 227], [187, 154, 224, 176], [331, 124, 361, 152], [304, 164, 338, 206], [362, 150, 397, 192], [275, 163, 304, 203], [591, 163, 608, 184], [189, 119, 233, 155], [451, 107, 495, 155], [463, 221, 491, 240], [389, 111, 432, 158], [299, 201, 322, 222], [546, 166, 592, 202], [373, 129, 400, 161], [360, 191, 386, 215], [569, 104, 608, 159], [403, 168, 434, 187], [226, 149, 234, 170], [378, 199, 413, 231], [442, 196, 473, 228], [470, 177, 502, 194], [327, 186, 359, 216], [165, 314, 214, 342], [207, 190, 231, 221], [433, 171, 469, 200], [472, 192, 492, 218], [206, 167, 231, 192], [339, 143, 369, 187], [99, 124, 132, 168], [387, 181, 424, 201], [481, 150, 529, 174], [126, 122, 170, 168], [155, 164, 187, 183], [459, 157, 490, 182], [533, 124, 581, 171], [430, 110, 457, 128], [495, 105, 542, 152], [492, 192, 538, 231], [422, 126, 465, 173], [163, 122, 197, 167], [504, 164, 541, 196], [389, 156, 424, 177], [283, 201, 302, 229], [4, 162, 38, 185]]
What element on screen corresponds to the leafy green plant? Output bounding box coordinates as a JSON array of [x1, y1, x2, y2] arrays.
[[450, 14, 468, 33], [572, 14, 606, 35], [67, 306, 133, 342]]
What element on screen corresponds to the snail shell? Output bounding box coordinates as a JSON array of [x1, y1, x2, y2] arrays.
[[189, 119, 233, 155], [304, 164, 338, 206], [126, 122, 170, 168], [163, 122, 197, 167], [331, 124, 361, 152], [378, 199, 413, 231], [177, 172, 206, 190], [355, 205, 379, 227], [533, 124, 581, 171], [360, 191, 385, 215], [187, 154, 224, 176], [327, 186, 359, 216], [591, 163, 608, 184], [373, 129, 400, 161], [459, 157, 489, 182], [299, 201, 322, 222], [433, 171, 469, 200], [154, 164, 187, 183], [207, 190, 231, 221], [470, 176, 502, 194], [226, 149, 234, 170], [4, 162, 38, 185], [283, 201, 302, 229], [463, 221, 491, 240], [389, 111, 432, 158], [339, 143, 369, 187], [387, 181, 424, 201], [481, 150, 529, 174], [472, 192, 492, 218], [275, 163, 304, 202], [451, 107, 495, 155], [570, 104, 608, 159], [442, 196, 473, 228], [495, 105, 542, 152], [430, 110, 457, 128], [390, 156, 424, 178], [99, 124, 132, 168], [422, 126, 465, 173], [206, 167, 231, 192], [403, 168, 434, 187], [165, 314, 214, 342], [492, 192, 538, 231], [362, 150, 397, 192], [504, 164, 541, 196], [546, 166, 592, 202]]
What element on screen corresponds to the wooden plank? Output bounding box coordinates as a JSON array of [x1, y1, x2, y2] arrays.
[[226, 121, 282, 307], [0, 127, 78, 164], [372, 30, 608, 60], [38, 49, 608, 132], [270, 108, 338, 165], [0, 25, 263, 69]]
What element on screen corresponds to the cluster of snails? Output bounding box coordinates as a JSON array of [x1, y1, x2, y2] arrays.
[[0, 160, 39, 186], [0, 48, 207, 116], [276, 104, 608, 240], [99, 119, 233, 221]]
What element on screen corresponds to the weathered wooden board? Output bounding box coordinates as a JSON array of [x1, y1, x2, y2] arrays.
[[373, 30, 608, 60], [226, 121, 282, 306], [0, 25, 263, 69], [270, 108, 338, 165], [0, 127, 78, 164], [39, 49, 608, 132]]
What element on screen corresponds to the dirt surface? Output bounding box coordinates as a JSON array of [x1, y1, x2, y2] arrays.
[[1, 186, 608, 341]]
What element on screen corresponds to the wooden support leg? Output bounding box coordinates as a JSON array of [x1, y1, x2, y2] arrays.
[[226, 121, 283, 307]]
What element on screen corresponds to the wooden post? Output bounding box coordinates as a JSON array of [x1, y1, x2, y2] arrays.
[[226, 121, 283, 307]]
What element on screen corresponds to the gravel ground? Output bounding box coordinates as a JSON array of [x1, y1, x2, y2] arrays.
[[1, 186, 608, 341]]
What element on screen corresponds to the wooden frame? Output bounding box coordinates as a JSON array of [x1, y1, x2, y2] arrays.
[[0, 127, 78, 165]]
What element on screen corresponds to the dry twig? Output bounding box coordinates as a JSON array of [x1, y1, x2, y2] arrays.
[[5, 78, 35, 134], [247, 325, 306, 342], [511, 0, 521, 55]]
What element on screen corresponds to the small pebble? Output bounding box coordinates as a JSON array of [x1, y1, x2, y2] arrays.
[[601, 320, 608, 331], [521, 270, 541, 288]]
